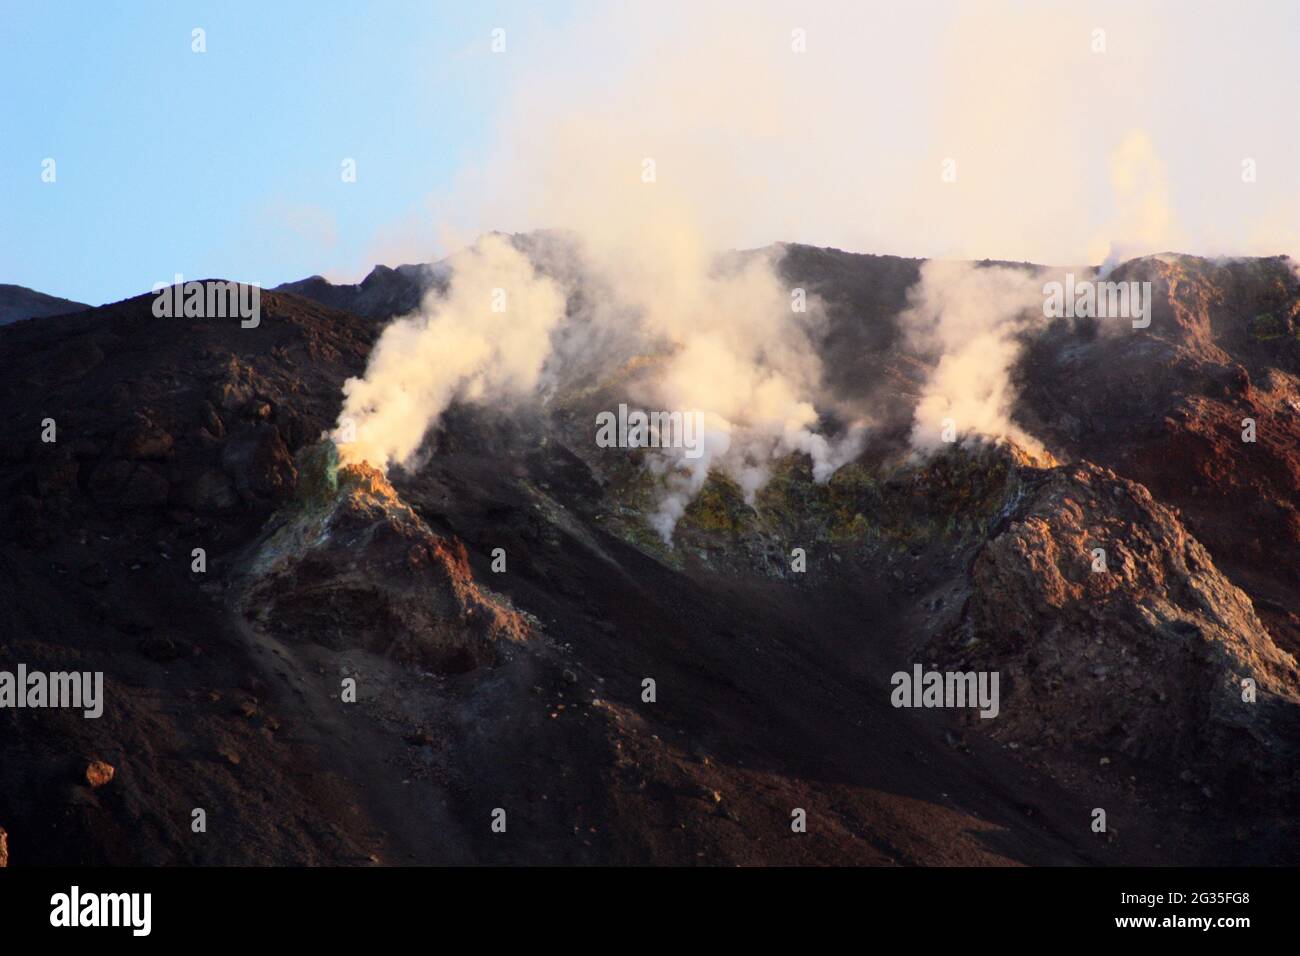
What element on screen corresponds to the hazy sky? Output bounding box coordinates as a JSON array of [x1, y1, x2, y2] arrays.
[[3, 0, 1297, 305], [0, 0, 575, 303]]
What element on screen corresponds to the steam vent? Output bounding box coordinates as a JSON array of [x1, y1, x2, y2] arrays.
[[240, 441, 531, 673]]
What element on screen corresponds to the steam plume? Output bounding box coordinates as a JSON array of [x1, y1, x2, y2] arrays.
[[331, 0, 1300, 538], [334, 235, 566, 471], [900, 261, 1048, 454]]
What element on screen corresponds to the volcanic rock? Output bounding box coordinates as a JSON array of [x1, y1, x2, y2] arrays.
[[179, 467, 239, 513], [114, 414, 175, 460], [240, 442, 530, 672], [936, 458, 1300, 787], [85, 761, 115, 788], [221, 424, 297, 504]]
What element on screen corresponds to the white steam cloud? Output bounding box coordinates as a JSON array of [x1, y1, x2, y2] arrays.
[[335, 235, 567, 471], [330, 0, 1300, 539], [334, 230, 866, 543], [588, 243, 867, 539], [899, 261, 1048, 454]]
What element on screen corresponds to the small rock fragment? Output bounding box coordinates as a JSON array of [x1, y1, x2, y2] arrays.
[[85, 760, 115, 788]]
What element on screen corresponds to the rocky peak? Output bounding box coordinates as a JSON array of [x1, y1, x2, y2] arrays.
[[937, 458, 1299, 791]]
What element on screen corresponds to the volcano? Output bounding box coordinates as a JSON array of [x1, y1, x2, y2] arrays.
[[0, 245, 1296, 866]]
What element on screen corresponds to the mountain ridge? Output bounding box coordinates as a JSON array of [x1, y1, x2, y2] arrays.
[[0, 245, 1295, 864], [0, 283, 90, 326]]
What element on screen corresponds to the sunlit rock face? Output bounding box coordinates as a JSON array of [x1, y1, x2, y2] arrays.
[[932, 458, 1299, 789], [240, 441, 531, 673]]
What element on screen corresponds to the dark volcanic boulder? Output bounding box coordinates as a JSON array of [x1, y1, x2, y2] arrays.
[[113, 413, 174, 460], [31, 446, 79, 498], [221, 425, 297, 504], [178, 467, 238, 513], [88, 459, 170, 511]]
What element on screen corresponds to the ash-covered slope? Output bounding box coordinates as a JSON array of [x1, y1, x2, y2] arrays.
[[0, 286, 385, 864], [0, 249, 1297, 866], [0, 283, 90, 326]]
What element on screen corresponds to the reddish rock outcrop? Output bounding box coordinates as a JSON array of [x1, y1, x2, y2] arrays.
[[937, 459, 1299, 790], [240, 444, 530, 672]]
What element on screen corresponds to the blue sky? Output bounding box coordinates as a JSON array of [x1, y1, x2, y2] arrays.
[[0, 1, 574, 304]]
